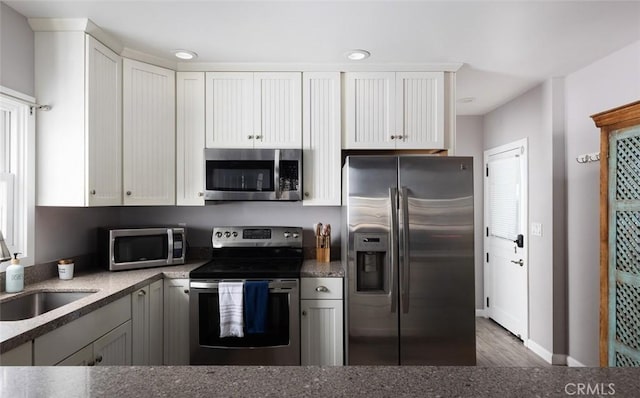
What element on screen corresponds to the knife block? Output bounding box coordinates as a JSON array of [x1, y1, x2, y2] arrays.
[[316, 236, 330, 263]]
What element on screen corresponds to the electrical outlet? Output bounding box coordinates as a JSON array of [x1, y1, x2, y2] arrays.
[[531, 222, 542, 237]]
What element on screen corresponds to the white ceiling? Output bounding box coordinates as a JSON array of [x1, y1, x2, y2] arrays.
[[6, 0, 640, 115]]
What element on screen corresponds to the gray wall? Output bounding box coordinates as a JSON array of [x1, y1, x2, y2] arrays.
[[483, 80, 567, 358], [564, 40, 640, 366], [0, 2, 34, 96], [455, 115, 485, 310]]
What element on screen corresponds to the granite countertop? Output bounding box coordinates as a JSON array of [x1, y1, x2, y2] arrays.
[[0, 261, 206, 353], [301, 260, 344, 278], [1, 366, 639, 398]]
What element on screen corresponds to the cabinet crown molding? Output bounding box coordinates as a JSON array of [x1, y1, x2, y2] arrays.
[[28, 18, 123, 54]]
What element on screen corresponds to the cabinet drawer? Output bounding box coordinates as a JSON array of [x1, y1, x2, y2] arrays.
[[301, 278, 343, 300], [34, 295, 131, 365]]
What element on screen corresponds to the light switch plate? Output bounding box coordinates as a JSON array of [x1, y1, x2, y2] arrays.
[[531, 222, 542, 237]]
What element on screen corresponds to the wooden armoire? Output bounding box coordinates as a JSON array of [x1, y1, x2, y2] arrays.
[[591, 100, 640, 367]]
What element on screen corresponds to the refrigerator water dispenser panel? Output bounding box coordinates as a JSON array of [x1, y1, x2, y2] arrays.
[[354, 233, 388, 292]]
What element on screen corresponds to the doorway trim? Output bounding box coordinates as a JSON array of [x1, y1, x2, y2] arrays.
[[483, 137, 529, 343]]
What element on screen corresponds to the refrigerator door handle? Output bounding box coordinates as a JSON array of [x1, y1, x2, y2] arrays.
[[389, 187, 399, 314], [400, 186, 410, 314]]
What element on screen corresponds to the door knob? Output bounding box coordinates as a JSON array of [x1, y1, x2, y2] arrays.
[[510, 259, 524, 267]]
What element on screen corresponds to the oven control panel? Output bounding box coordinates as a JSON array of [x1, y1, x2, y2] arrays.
[[212, 226, 303, 248]]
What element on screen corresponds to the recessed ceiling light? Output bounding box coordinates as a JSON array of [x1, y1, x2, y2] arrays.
[[346, 49, 371, 61], [173, 49, 198, 60], [457, 97, 476, 103]]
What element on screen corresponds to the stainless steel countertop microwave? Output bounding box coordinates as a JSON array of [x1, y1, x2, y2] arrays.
[[98, 227, 186, 271], [204, 148, 302, 201]]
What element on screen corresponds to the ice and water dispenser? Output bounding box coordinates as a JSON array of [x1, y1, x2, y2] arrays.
[[354, 232, 389, 292]]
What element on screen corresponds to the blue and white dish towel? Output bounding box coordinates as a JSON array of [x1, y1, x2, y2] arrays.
[[219, 281, 244, 338]]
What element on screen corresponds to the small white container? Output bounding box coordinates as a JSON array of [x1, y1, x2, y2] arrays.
[[58, 259, 74, 280], [5, 253, 24, 293]]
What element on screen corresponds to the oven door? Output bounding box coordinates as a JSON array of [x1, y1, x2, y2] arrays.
[[189, 279, 300, 365]]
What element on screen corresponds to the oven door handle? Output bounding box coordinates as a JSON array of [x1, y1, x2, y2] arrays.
[[190, 281, 297, 290]]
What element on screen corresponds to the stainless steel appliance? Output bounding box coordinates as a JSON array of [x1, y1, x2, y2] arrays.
[[189, 226, 303, 365], [342, 156, 476, 365], [98, 227, 185, 271], [204, 148, 302, 201]]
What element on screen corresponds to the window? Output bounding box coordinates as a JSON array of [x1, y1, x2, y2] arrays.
[[0, 87, 35, 271]]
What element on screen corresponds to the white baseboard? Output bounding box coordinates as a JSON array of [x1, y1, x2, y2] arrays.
[[566, 356, 587, 367], [475, 309, 488, 318], [525, 339, 567, 365]]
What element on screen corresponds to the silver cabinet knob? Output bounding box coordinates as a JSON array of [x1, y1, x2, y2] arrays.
[[390, 135, 397, 140], [315, 286, 329, 292], [95, 355, 103, 364], [304, 192, 310, 197], [90, 189, 96, 195], [255, 135, 262, 139], [302, 310, 307, 316], [184, 289, 189, 294], [138, 290, 146, 296], [248, 135, 254, 139], [126, 191, 132, 196]]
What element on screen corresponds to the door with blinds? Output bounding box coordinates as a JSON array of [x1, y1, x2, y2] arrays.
[[608, 126, 640, 367], [484, 139, 528, 341]]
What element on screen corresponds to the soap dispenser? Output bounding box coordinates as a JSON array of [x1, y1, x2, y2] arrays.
[[5, 252, 24, 293]]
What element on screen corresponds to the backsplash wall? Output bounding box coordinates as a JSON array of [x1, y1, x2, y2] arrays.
[[35, 204, 342, 264]]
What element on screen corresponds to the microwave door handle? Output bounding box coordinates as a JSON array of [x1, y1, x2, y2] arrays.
[[167, 229, 174, 265], [274, 149, 281, 199]]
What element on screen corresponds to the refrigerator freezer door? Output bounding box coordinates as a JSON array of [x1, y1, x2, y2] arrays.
[[345, 156, 400, 365], [398, 156, 476, 365]]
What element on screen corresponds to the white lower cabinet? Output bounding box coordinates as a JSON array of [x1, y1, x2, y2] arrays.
[[163, 278, 190, 365], [0, 341, 33, 365], [132, 279, 164, 365], [56, 320, 132, 366], [301, 277, 344, 365], [34, 295, 132, 366]]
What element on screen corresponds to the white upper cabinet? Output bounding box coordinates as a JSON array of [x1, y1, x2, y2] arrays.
[[123, 58, 176, 205], [177, 72, 206, 205], [35, 32, 122, 206], [302, 72, 341, 206], [344, 71, 445, 150], [206, 72, 301, 148]]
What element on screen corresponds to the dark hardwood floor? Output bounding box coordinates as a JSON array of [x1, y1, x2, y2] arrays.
[[476, 317, 551, 367]]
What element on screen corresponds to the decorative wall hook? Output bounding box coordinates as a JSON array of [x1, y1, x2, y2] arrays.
[[576, 152, 600, 164]]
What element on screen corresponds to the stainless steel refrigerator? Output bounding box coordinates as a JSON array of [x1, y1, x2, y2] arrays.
[[342, 155, 476, 365]]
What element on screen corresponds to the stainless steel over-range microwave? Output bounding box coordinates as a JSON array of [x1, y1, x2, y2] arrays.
[[204, 148, 302, 201], [98, 227, 186, 271]]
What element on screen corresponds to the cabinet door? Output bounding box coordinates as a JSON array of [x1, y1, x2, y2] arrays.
[[394, 72, 444, 149], [301, 299, 344, 366], [164, 279, 190, 365], [123, 58, 176, 205], [177, 72, 205, 205], [148, 279, 164, 365], [86, 35, 122, 206], [302, 72, 341, 206], [56, 344, 94, 366], [344, 72, 395, 149], [94, 320, 132, 366], [205, 72, 254, 148], [131, 285, 150, 365], [253, 72, 302, 148]]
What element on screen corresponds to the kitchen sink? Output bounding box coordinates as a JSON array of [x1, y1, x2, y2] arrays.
[[0, 290, 98, 321]]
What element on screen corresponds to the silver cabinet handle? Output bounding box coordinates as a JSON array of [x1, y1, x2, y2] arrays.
[[95, 355, 103, 364], [511, 259, 524, 267], [315, 286, 329, 293], [138, 290, 146, 296], [126, 191, 132, 196]]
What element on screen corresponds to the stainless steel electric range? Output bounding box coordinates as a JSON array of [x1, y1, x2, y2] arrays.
[[189, 226, 303, 365]]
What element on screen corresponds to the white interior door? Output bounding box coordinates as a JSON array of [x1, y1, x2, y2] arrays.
[[484, 139, 528, 341]]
